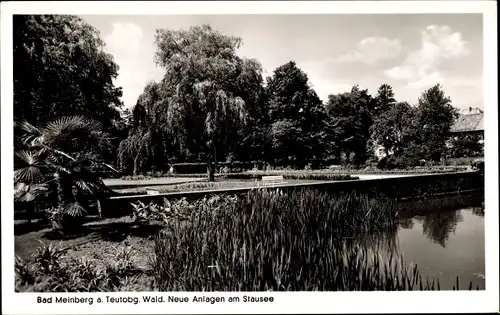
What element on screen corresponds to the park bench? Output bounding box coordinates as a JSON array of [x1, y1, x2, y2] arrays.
[[146, 187, 161, 195], [261, 175, 286, 186]]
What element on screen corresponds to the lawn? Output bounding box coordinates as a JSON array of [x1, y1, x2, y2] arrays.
[[112, 173, 357, 195], [114, 178, 336, 195], [14, 216, 159, 261], [14, 215, 160, 291], [103, 177, 204, 189], [109, 167, 474, 195]]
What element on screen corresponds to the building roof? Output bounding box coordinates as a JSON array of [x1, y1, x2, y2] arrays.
[[451, 112, 484, 133]]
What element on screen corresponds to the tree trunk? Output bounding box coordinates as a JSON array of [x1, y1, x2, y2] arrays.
[[54, 172, 66, 235], [27, 202, 33, 224], [56, 173, 64, 212], [133, 155, 140, 176], [213, 135, 218, 174], [207, 155, 215, 182], [97, 199, 102, 218]]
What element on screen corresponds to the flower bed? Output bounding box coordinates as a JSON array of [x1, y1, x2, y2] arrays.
[[117, 165, 470, 181]]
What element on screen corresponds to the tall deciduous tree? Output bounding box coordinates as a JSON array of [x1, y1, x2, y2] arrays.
[[325, 85, 374, 165], [416, 84, 459, 161], [13, 15, 124, 128], [371, 102, 418, 157], [117, 82, 173, 175], [153, 24, 263, 180], [228, 59, 268, 163], [13, 15, 125, 167], [447, 133, 484, 158], [266, 61, 326, 168], [373, 83, 396, 116]]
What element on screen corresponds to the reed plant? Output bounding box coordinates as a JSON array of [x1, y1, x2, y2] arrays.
[[153, 232, 473, 291], [151, 189, 423, 291]]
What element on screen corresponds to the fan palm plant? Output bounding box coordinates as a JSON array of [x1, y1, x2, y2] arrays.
[[14, 116, 118, 231]]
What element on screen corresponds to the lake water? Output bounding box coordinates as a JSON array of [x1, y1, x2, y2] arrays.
[[364, 193, 485, 290]]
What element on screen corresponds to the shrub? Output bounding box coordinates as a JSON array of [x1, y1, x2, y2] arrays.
[[365, 156, 379, 167], [15, 242, 146, 292], [15, 255, 36, 288], [169, 162, 260, 174], [376, 157, 389, 170], [471, 159, 484, 174], [170, 163, 208, 174], [447, 134, 484, 158], [377, 154, 443, 170], [131, 195, 240, 225], [265, 164, 275, 171], [224, 172, 355, 181]]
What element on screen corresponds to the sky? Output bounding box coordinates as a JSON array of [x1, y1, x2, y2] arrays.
[[81, 14, 483, 110]]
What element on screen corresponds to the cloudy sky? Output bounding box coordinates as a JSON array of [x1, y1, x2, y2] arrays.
[[81, 14, 483, 109]]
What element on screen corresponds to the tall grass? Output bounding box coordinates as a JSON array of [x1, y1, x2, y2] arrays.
[[151, 189, 479, 291], [151, 189, 415, 291]]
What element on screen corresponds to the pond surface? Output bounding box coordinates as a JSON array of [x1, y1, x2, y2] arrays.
[[364, 193, 485, 290], [397, 207, 484, 290]]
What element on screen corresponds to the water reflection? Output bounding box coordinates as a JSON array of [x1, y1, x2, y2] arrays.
[[355, 193, 485, 290], [421, 210, 464, 248], [472, 206, 484, 217], [397, 209, 465, 248], [397, 193, 484, 217], [398, 217, 414, 230], [349, 230, 399, 254]]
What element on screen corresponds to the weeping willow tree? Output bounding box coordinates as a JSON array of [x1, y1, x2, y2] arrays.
[[192, 81, 248, 180], [117, 82, 174, 175], [153, 24, 263, 181]]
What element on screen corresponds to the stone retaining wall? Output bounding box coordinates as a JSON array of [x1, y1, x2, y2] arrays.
[[101, 171, 484, 218]]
